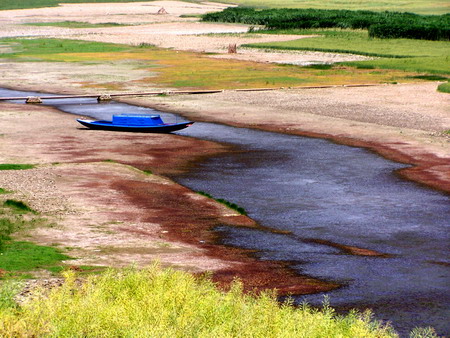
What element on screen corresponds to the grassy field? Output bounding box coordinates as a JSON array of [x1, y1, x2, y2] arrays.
[[1, 0, 448, 14], [245, 30, 450, 76], [0, 164, 73, 279], [0, 265, 400, 337], [0, 202, 71, 278], [209, 0, 449, 15], [0, 38, 426, 90]]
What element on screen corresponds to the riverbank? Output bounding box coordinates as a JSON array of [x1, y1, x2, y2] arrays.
[[0, 100, 337, 294], [128, 82, 450, 194], [0, 0, 448, 298], [0, 80, 448, 295]]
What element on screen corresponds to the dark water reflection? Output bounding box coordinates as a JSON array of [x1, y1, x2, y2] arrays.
[[2, 88, 449, 336]]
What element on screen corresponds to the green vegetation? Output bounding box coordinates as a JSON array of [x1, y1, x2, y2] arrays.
[[0, 38, 128, 59], [0, 196, 71, 277], [0, 241, 71, 276], [202, 0, 449, 15], [243, 30, 450, 75], [25, 21, 127, 28], [0, 189, 10, 195], [2, 37, 422, 90], [437, 81, 450, 93], [0, 265, 398, 337], [197, 191, 247, 215], [203, 8, 449, 41], [0, 164, 34, 170], [3, 200, 37, 214], [1, 0, 447, 15], [0, 218, 16, 246]]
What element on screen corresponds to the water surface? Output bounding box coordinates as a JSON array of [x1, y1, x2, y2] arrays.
[[2, 88, 449, 336]]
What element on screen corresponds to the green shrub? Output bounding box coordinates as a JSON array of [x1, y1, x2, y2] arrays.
[[0, 164, 34, 170], [0, 218, 15, 243], [437, 81, 450, 93], [203, 8, 450, 41], [303, 64, 334, 69], [369, 22, 449, 40], [3, 200, 36, 214], [0, 281, 22, 310], [406, 75, 448, 81], [0, 265, 398, 337]]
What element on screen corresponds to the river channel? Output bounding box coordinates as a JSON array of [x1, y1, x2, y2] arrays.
[[2, 88, 449, 336]]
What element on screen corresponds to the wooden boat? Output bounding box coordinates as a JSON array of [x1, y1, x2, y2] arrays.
[[77, 114, 193, 133]]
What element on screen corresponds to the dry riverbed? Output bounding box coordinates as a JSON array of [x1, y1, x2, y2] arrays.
[[0, 102, 336, 294], [0, 1, 449, 294]]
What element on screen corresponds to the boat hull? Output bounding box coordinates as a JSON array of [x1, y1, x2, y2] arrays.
[[77, 119, 193, 133]]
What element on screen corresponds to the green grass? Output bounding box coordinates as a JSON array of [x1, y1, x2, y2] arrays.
[[0, 0, 447, 14], [25, 21, 127, 28], [3, 200, 36, 214], [0, 38, 128, 59], [197, 191, 247, 215], [0, 189, 11, 195], [0, 198, 71, 277], [0, 241, 71, 275], [0, 265, 399, 337], [244, 30, 450, 75], [0, 218, 16, 244], [202, 0, 449, 15], [2, 37, 423, 90], [437, 81, 450, 93], [0, 164, 34, 170]]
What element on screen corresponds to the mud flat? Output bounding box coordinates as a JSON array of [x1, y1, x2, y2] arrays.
[[0, 0, 448, 301], [131, 82, 450, 194], [0, 100, 336, 294]]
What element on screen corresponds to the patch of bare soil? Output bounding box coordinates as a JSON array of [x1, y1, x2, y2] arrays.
[[0, 1, 371, 65]]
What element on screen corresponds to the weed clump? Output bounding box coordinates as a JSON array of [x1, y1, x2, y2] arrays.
[[3, 200, 36, 214], [203, 8, 450, 41], [0, 265, 398, 337], [437, 81, 450, 93], [0, 164, 34, 170], [197, 191, 247, 215]]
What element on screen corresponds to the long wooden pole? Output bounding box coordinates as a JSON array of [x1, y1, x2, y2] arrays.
[[0, 84, 379, 102]]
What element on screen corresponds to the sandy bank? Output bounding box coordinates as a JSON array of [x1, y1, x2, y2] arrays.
[[0, 1, 448, 294], [0, 102, 336, 294], [126, 83, 450, 193]]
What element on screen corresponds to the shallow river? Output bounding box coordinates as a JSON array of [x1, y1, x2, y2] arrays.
[[2, 88, 449, 336]]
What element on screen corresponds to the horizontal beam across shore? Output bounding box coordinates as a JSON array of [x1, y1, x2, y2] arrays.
[[0, 84, 379, 102]]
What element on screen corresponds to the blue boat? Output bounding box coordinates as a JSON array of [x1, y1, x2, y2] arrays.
[[77, 114, 193, 133]]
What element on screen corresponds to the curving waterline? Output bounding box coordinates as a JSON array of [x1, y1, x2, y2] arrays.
[[2, 88, 449, 336]]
